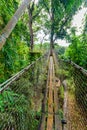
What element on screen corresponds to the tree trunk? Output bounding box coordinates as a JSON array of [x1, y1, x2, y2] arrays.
[[28, 5, 34, 51], [50, 0, 54, 55], [0, 0, 31, 50]]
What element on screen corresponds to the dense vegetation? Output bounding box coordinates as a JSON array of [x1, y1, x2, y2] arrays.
[[0, 0, 84, 83], [65, 15, 87, 69], [0, 0, 87, 129], [0, 0, 30, 83], [58, 1, 86, 69], [0, 0, 43, 83]]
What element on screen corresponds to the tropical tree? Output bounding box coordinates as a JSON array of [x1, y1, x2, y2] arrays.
[[65, 9, 87, 69], [0, 0, 31, 50], [38, 0, 83, 51], [28, 1, 43, 50], [0, 0, 30, 82]]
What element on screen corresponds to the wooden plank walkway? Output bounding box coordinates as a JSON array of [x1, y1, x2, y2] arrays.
[[54, 77, 60, 130], [53, 52, 61, 130], [47, 56, 54, 130], [39, 54, 61, 130]]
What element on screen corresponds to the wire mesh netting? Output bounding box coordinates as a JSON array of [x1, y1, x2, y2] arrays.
[[55, 51, 87, 130], [0, 53, 48, 130]]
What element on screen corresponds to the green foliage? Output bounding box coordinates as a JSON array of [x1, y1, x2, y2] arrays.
[[0, 56, 47, 129], [57, 109, 64, 120], [0, 0, 84, 84], [0, 69, 44, 129], [59, 86, 64, 100], [0, 1, 43, 83], [54, 44, 66, 58], [63, 10, 87, 69], [38, 0, 83, 43], [65, 35, 87, 69], [0, 90, 28, 129], [58, 86, 64, 108], [0, 0, 18, 31], [0, 37, 30, 82], [0, 89, 40, 130], [52, 0, 83, 40], [0, 0, 86, 128], [67, 78, 75, 93]]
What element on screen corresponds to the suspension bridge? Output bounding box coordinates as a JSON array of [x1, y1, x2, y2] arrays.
[[0, 50, 87, 130], [0, 0, 87, 130]]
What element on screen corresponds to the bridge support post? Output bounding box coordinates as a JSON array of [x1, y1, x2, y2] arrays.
[[61, 119, 67, 130]]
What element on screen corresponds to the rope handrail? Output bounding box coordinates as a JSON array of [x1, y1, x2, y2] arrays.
[[54, 51, 87, 129], [0, 51, 48, 130], [59, 59, 87, 76], [0, 54, 46, 93]]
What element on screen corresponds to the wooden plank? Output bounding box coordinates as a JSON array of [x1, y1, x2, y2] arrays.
[[53, 51, 61, 130], [62, 80, 68, 130], [39, 66, 49, 130], [46, 56, 54, 130], [54, 78, 61, 130], [38, 53, 50, 130]]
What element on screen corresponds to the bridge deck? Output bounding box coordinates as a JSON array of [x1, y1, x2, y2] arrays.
[[46, 55, 61, 130], [47, 56, 54, 130]]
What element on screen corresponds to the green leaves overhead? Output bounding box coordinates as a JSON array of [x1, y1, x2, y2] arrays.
[[53, 0, 83, 39], [39, 0, 83, 41], [65, 8, 87, 69], [65, 35, 87, 69]]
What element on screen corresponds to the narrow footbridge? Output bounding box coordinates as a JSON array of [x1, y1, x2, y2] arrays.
[[0, 51, 87, 130]]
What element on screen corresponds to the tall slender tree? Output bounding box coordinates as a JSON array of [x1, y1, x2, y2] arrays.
[[0, 0, 31, 50], [27, 1, 43, 51], [40, 0, 83, 52], [28, 3, 34, 51]]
